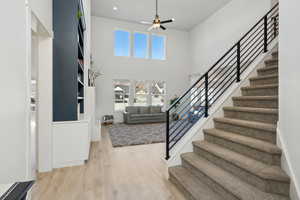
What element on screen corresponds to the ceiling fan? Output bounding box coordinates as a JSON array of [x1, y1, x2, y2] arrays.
[[143, 0, 175, 31]]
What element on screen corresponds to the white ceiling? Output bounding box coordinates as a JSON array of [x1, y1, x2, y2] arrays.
[[91, 0, 232, 30]]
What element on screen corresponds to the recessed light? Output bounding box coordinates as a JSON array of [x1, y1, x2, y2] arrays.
[[113, 6, 118, 11]]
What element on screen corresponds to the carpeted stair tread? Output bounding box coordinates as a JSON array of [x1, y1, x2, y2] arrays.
[[241, 84, 278, 96], [203, 128, 281, 155], [257, 66, 278, 72], [272, 51, 278, 57], [213, 117, 276, 132], [169, 166, 223, 200], [181, 153, 289, 200], [193, 141, 289, 182], [265, 59, 278, 66], [241, 84, 278, 91], [223, 106, 278, 114], [249, 74, 278, 81], [232, 96, 278, 101]]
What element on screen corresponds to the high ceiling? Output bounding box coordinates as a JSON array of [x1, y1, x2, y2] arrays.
[[91, 0, 232, 30]]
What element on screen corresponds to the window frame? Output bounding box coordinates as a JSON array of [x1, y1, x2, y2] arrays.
[[113, 28, 167, 60], [113, 79, 131, 111], [133, 31, 150, 59], [114, 28, 131, 57], [150, 33, 167, 60], [150, 80, 166, 107]]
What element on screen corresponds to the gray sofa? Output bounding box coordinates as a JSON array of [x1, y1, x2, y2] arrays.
[[123, 106, 166, 124]]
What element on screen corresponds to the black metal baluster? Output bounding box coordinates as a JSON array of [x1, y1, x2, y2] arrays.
[[264, 15, 268, 52], [205, 73, 209, 118], [164, 3, 278, 160], [166, 110, 170, 160], [236, 42, 241, 82], [273, 16, 278, 38]]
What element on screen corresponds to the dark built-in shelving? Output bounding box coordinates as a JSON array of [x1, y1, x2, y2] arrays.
[[77, 0, 85, 114], [53, 0, 86, 121]]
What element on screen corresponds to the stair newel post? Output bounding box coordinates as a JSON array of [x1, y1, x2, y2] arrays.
[[165, 110, 170, 160], [263, 15, 268, 53], [236, 42, 241, 82], [204, 73, 209, 118]]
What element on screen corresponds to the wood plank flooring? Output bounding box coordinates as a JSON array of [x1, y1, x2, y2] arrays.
[[31, 126, 185, 200]]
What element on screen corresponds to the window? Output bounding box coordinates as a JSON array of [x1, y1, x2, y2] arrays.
[[114, 30, 166, 60], [113, 79, 166, 111], [151, 81, 166, 106], [134, 32, 148, 58], [114, 30, 130, 57], [134, 81, 148, 106], [114, 80, 130, 111], [151, 35, 166, 60]]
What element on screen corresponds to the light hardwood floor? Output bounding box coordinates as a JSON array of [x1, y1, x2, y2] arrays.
[[31, 126, 185, 200]]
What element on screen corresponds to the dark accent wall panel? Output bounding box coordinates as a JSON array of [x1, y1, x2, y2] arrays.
[[53, 0, 78, 121]]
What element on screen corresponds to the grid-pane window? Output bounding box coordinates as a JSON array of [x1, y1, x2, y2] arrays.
[[151, 35, 165, 60], [114, 30, 130, 57], [134, 81, 148, 106], [134, 32, 148, 58], [151, 81, 166, 106], [114, 80, 130, 111]]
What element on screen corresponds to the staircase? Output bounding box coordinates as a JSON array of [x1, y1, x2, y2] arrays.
[[169, 49, 291, 199]]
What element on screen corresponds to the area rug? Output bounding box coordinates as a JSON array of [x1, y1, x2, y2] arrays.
[[108, 123, 165, 147]]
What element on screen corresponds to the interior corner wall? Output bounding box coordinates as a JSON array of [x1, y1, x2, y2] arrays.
[[279, 0, 300, 198], [189, 0, 271, 74], [91, 17, 191, 122]]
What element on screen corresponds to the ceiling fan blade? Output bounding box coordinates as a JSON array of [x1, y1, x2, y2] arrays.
[[140, 21, 152, 25], [160, 25, 166, 30], [148, 25, 155, 31], [161, 19, 174, 24]]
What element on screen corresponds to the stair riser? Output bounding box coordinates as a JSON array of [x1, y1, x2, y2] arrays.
[[181, 159, 240, 200], [241, 87, 278, 96], [204, 133, 281, 165], [169, 174, 198, 200], [258, 67, 278, 76], [233, 99, 278, 109], [224, 109, 278, 124], [193, 146, 290, 196], [250, 77, 278, 86], [265, 60, 278, 67], [214, 120, 276, 144]]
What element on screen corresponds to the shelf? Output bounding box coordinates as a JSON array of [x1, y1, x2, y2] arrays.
[[78, 25, 84, 41], [78, 79, 84, 87], [78, 60, 84, 72], [78, 43, 84, 58], [77, 0, 85, 116], [78, 0, 86, 31]]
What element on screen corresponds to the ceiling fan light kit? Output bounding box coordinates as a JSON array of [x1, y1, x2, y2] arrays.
[[146, 0, 174, 31]]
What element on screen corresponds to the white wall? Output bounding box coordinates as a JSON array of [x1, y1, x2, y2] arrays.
[[279, 0, 300, 198], [37, 36, 53, 173], [92, 17, 191, 122], [189, 0, 271, 74], [28, 0, 52, 32], [0, 2, 29, 183], [0, 0, 53, 181]]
